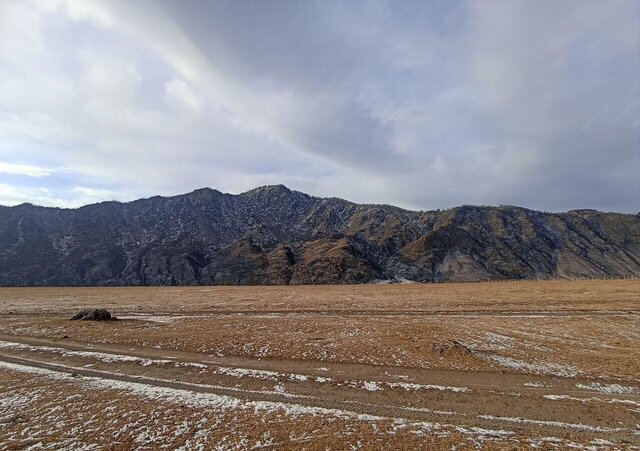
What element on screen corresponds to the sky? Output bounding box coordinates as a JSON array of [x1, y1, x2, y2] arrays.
[[0, 0, 638, 212]]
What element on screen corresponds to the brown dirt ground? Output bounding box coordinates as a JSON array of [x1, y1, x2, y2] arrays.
[[0, 279, 638, 449]]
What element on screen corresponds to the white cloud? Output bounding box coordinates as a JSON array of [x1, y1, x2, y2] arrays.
[[0, 1, 45, 64], [0, 0, 637, 212], [0, 162, 54, 177], [0, 184, 63, 207], [164, 78, 204, 112], [0, 183, 137, 208], [71, 186, 133, 203]]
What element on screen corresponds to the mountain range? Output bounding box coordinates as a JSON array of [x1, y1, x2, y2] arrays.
[[1, 185, 639, 286]]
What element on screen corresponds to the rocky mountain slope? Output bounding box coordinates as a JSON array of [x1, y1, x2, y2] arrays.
[[1, 185, 639, 286]]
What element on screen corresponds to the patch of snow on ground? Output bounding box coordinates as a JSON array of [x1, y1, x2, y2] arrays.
[[609, 398, 640, 407], [384, 371, 410, 380], [116, 314, 201, 323], [477, 415, 627, 433], [483, 354, 578, 377], [483, 332, 516, 351], [528, 437, 563, 448], [213, 365, 331, 384], [387, 382, 469, 393], [0, 360, 70, 380], [543, 394, 593, 403], [457, 426, 514, 437], [0, 340, 329, 385], [362, 381, 383, 392], [576, 382, 638, 395], [0, 360, 383, 421], [214, 366, 281, 381], [394, 406, 457, 416], [0, 391, 42, 410], [0, 340, 176, 367]]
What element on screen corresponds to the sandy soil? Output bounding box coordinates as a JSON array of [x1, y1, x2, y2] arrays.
[[0, 279, 638, 449]]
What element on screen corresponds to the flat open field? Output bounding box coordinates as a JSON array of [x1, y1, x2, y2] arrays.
[[0, 280, 638, 449]]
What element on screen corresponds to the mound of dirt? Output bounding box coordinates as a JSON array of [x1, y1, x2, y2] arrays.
[[70, 308, 116, 321], [429, 340, 472, 357]]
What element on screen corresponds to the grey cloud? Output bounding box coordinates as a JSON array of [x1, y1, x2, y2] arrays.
[[0, 0, 637, 212]]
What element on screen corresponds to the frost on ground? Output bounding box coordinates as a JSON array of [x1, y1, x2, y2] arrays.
[[362, 381, 383, 392], [0, 363, 551, 450], [482, 354, 579, 377], [0, 339, 475, 397], [386, 382, 469, 393], [1, 357, 637, 449], [476, 415, 627, 433], [576, 382, 638, 396]]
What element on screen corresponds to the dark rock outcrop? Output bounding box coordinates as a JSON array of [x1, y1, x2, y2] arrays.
[[1, 185, 639, 286], [70, 309, 115, 321], [429, 341, 472, 357]]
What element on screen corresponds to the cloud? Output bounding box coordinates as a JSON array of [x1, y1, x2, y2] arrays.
[[164, 78, 203, 112], [0, 162, 54, 177], [71, 186, 131, 203], [0, 184, 64, 207], [0, 183, 136, 208], [0, 0, 637, 212]]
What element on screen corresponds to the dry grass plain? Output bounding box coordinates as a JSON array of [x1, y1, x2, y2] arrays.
[[0, 279, 638, 449]]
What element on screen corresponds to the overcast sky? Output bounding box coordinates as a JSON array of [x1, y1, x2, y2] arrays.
[[0, 0, 638, 212]]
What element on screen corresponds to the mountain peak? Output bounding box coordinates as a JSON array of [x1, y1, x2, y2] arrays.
[[186, 187, 222, 197], [245, 184, 292, 195]]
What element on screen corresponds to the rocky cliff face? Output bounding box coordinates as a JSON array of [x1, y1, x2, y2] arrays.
[[1, 185, 639, 286]]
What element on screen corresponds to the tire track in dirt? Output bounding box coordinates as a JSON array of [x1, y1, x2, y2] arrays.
[[1, 335, 638, 445]]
